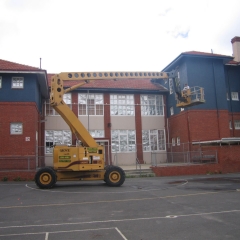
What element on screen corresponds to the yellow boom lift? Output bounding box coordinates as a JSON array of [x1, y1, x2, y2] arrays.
[[35, 70, 204, 188]]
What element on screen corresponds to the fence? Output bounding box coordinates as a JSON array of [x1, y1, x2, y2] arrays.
[[151, 150, 218, 166], [0, 156, 44, 171]]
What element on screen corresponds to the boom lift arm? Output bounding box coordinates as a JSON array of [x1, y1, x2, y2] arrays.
[[35, 70, 201, 189], [50, 71, 177, 146]]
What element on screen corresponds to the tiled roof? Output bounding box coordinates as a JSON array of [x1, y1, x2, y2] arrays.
[[226, 60, 240, 65], [183, 51, 232, 58], [0, 59, 42, 71], [47, 74, 166, 91]]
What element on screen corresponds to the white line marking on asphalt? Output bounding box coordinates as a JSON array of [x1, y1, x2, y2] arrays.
[[0, 209, 239, 231], [25, 180, 188, 194], [45, 232, 49, 240], [0, 189, 238, 210], [115, 227, 128, 240], [0, 227, 116, 238]]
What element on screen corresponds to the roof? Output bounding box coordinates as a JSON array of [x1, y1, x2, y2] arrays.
[[226, 60, 240, 66], [162, 51, 234, 71], [47, 73, 168, 92], [0, 59, 42, 71], [0, 59, 49, 98]]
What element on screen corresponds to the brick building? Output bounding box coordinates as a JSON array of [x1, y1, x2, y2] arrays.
[[0, 60, 48, 180], [0, 36, 240, 180]]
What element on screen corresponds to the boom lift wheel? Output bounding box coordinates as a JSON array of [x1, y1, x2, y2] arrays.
[[35, 167, 57, 189], [104, 166, 125, 187]]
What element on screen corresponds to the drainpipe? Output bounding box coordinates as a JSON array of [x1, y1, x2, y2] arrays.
[[212, 61, 221, 139], [226, 66, 234, 136]]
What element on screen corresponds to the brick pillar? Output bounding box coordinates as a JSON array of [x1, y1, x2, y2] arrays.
[[104, 93, 112, 165], [134, 94, 144, 163]]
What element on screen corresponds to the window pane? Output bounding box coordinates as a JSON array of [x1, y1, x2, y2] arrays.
[[12, 77, 24, 88], [110, 94, 134, 116], [10, 123, 23, 134], [111, 130, 136, 152], [142, 129, 165, 151], [45, 130, 71, 153], [78, 93, 103, 115], [141, 95, 163, 116]]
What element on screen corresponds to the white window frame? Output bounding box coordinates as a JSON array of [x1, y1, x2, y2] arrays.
[[172, 138, 175, 146], [170, 107, 174, 115], [0, 76, 2, 88], [141, 94, 164, 116], [46, 93, 72, 116], [234, 120, 240, 130], [169, 78, 173, 94], [142, 129, 166, 151], [111, 130, 136, 152], [78, 93, 104, 116], [110, 94, 134, 116], [10, 122, 23, 135], [45, 130, 72, 154], [231, 92, 239, 101], [12, 77, 24, 88], [177, 137, 180, 145]]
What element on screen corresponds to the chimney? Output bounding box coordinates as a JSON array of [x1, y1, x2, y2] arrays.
[[231, 36, 240, 62]]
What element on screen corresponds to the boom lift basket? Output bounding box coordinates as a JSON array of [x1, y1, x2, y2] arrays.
[[176, 86, 205, 108]]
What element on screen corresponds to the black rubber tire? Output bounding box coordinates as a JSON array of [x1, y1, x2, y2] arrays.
[[35, 167, 56, 189], [103, 165, 112, 182], [104, 166, 125, 187]]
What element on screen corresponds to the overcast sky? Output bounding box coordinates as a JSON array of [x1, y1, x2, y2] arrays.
[[0, 0, 240, 73]]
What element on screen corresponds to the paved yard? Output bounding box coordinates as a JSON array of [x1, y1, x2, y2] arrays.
[[0, 173, 240, 239]]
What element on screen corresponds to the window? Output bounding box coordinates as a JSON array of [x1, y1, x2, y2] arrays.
[[46, 93, 72, 116], [169, 78, 173, 94], [141, 95, 164, 116], [0, 76, 2, 88], [111, 130, 136, 152], [89, 130, 104, 138], [45, 130, 71, 153], [229, 120, 232, 129], [10, 123, 23, 135], [231, 92, 239, 101], [172, 138, 175, 146], [12, 77, 24, 88], [234, 120, 240, 130], [110, 94, 134, 115], [142, 130, 165, 151], [170, 107, 174, 115], [177, 137, 180, 145], [78, 93, 103, 115]]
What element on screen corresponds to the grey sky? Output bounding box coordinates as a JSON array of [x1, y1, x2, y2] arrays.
[[0, 0, 239, 73]]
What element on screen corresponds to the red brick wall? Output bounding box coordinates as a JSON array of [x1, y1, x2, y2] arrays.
[[168, 110, 230, 146], [152, 145, 240, 176], [229, 112, 240, 137], [0, 102, 40, 156], [0, 171, 35, 181]]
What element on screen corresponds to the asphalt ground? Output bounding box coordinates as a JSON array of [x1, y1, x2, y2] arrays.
[[0, 173, 240, 240]]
